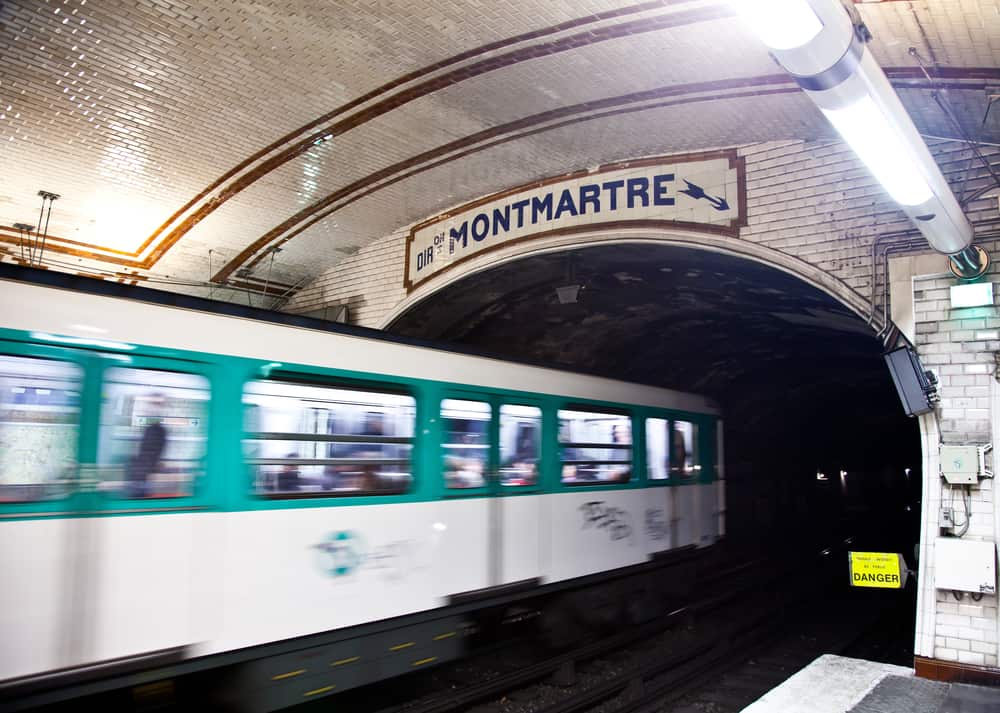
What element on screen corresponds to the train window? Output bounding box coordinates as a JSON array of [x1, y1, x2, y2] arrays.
[[442, 399, 490, 489], [671, 420, 700, 479], [646, 418, 669, 480], [0, 355, 81, 502], [243, 380, 414, 497], [499, 405, 540, 487], [559, 409, 631, 485], [99, 368, 209, 499]]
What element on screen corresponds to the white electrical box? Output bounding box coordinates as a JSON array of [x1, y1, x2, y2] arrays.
[[940, 445, 981, 485], [934, 538, 997, 594]]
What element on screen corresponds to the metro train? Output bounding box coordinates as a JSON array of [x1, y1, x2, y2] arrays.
[[0, 264, 724, 711]]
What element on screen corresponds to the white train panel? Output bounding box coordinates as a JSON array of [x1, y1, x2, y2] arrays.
[[500, 495, 544, 585], [89, 514, 202, 664], [640, 488, 673, 555], [205, 504, 439, 656], [546, 490, 648, 583], [0, 520, 70, 680], [698, 483, 717, 545], [673, 485, 698, 549], [431, 499, 490, 596]]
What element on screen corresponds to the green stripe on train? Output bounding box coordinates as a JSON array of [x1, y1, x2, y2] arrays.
[[0, 326, 717, 521]]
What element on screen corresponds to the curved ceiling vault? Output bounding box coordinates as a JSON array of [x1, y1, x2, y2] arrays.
[[0, 0, 997, 301]]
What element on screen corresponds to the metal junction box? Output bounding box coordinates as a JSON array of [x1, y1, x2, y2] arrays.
[[934, 538, 997, 594], [940, 445, 981, 485]]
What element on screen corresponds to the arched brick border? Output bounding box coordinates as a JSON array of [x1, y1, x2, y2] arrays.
[[379, 227, 876, 331]]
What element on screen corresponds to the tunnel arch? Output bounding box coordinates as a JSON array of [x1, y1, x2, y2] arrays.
[[383, 230, 925, 556], [381, 228, 877, 332]]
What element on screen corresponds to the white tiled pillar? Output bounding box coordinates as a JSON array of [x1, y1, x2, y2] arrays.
[[909, 252, 1000, 675]]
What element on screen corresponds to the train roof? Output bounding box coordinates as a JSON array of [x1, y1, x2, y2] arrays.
[[0, 263, 718, 414]]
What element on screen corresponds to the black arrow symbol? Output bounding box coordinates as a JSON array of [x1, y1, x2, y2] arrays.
[[679, 179, 729, 212]]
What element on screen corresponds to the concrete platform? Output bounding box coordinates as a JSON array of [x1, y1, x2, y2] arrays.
[[740, 655, 999, 713]]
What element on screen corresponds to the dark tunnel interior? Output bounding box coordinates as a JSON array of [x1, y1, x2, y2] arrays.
[[389, 244, 923, 553]]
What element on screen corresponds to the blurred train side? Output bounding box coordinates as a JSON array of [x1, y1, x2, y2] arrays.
[[0, 270, 724, 709]]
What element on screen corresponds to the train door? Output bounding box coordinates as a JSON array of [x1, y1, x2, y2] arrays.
[[84, 354, 218, 667], [0, 340, 93, 681], [436, 395, 544, 596], [494, 401, 544, 586]]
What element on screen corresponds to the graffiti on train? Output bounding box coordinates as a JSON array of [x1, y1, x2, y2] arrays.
[[313, 530, 420, 581], [579, 501, 633, 543], [645, 507, 669, 542]]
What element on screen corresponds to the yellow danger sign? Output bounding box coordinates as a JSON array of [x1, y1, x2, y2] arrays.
[[849, 552, 907, 589]]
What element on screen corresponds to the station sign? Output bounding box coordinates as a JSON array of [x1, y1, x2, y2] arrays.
[[848, 551, 908, 589], [404, 150, 746, 291]]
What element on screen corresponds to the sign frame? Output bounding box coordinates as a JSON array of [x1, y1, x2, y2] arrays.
[[403, 149, 747, 292], [848, 551, 909, 589]]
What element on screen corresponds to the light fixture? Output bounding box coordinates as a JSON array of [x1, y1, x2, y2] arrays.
[[555, 285, 580, 304], [819, 96, 932, 206], [556, 253, 582, 304], [735, 0, 987, 279], [733, 0, 823, 50], [949, 282, 994, 309]]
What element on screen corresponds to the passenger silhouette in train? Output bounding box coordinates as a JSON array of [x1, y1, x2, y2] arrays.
[[126, 393, 168, 498], [276, 454, 301, 492], [507, 428, 538, 485], [356, 411, 387, 491], [611, 424, 631, 482], [670, 426, 687, 478]]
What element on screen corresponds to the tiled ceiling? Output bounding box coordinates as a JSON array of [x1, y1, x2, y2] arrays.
[[0, 0, 998, 302]]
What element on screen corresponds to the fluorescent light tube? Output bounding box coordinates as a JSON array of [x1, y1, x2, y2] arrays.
[[733, 0, 824, 50], [820, 95, 934, 206]]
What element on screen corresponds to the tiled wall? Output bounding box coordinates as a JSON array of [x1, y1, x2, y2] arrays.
[[911, 250, 1000, 669], [287, 139, 999, 330]]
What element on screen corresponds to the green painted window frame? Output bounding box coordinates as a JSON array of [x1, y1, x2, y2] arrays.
[[435, 388, 551, 499], [238, 365, 426, 508], [0, 339, 93, 518], [0, 324, 720, 519], [554, 401, 642, 492], [90, 353, 220, 514], [635, 407, 718, 487]]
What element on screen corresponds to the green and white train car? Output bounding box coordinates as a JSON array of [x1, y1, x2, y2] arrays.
[[0, 265, 723, 710]]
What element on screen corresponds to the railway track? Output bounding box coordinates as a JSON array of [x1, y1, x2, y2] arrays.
[[320, 539, 850, 713]]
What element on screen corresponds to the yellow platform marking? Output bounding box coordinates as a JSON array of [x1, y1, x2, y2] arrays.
[[389, 642, 415, 651], [272, 669, 306, 681], [304, 685, 336, 697], [331, 656, 360, 667], [412, 657, 438, 667], [433, 632, 456, 640]]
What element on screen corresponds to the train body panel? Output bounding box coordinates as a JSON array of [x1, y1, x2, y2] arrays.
[[0, 268, 725, 704], [1, 486, 716, 680], [1, 519, 72, 680], [208, 504, 441, 657], [500, 493, 544, 584]]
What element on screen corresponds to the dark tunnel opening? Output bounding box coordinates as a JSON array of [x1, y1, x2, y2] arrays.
[[389, 243, 922, 565]]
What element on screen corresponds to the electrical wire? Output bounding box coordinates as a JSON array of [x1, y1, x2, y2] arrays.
[[908, 48, 1000, 202], [948, 484, 971, 538]]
